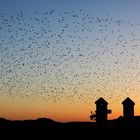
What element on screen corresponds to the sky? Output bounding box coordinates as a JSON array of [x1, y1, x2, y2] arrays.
[[0, 0, 140, 122]]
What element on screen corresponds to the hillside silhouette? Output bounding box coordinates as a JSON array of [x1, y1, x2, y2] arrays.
[[1, 97, 140, 139], [0, 117, 140, 139]]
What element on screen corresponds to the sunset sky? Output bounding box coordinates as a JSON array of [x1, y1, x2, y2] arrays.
[[0, 0, 140, 122]]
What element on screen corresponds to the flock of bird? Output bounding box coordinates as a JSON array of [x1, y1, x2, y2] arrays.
[[0, 10, 140, 105]]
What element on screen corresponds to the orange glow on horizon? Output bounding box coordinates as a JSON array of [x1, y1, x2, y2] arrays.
[[1, 93, 140, 122]]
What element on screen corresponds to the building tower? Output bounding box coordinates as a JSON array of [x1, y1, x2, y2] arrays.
[[94, 97, 111, 124], [122, 97, 135, 119]]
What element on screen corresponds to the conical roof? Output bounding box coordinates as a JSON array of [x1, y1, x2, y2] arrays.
[[122, 97, 135, 105], [95, 97, 108, 105]]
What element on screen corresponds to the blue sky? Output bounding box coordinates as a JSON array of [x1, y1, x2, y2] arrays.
[[0, 0, 140, 121], [1, 0, 140, 27], [1, 0, 140, 99], [0, 0, 140, 22], [0, 0, 140, 16]]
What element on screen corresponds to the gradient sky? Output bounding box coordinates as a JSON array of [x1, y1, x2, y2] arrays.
[[0, 0, 140, 122]]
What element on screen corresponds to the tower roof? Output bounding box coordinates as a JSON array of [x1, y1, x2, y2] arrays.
[[95, 97, 108, 105], [122, 97, 135, 105]]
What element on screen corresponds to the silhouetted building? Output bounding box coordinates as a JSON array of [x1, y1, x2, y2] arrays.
[[122, 97, 135, 119], [93, 97, 111, 124]]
